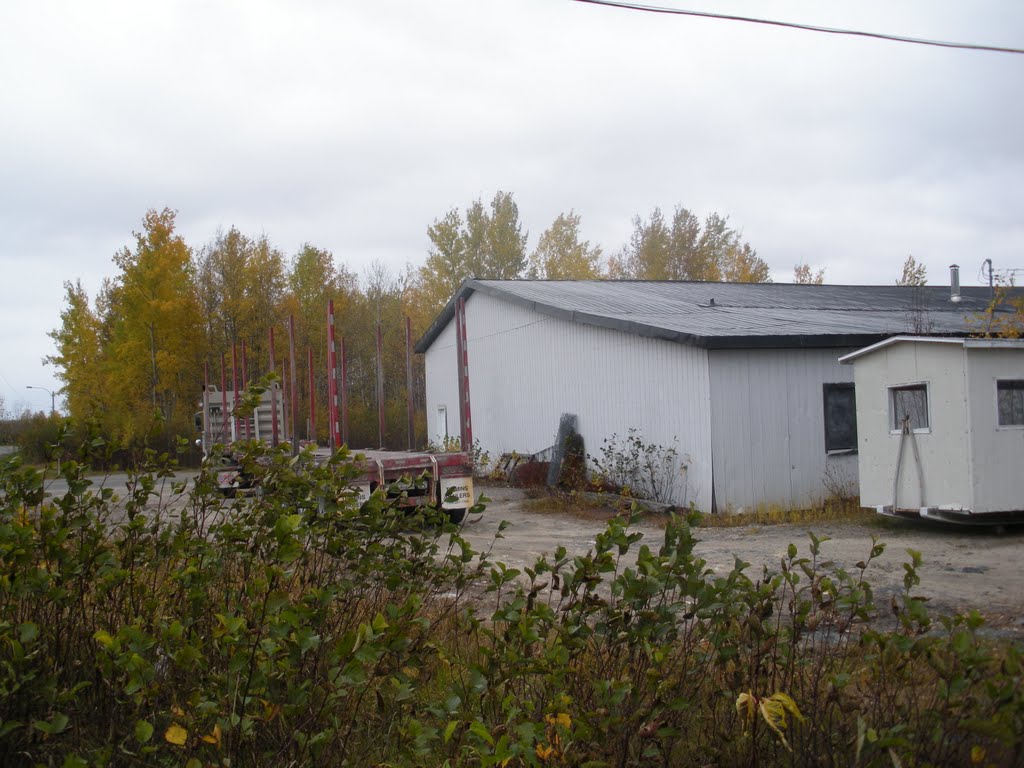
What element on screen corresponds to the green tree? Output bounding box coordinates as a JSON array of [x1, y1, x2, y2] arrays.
[[417, 191, 528, 318], [897, 255, 928, 286], [528, 210, 603, 279], [417, 209, 468, 316]]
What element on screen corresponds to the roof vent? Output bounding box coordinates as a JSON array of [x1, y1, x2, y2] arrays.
[[950, 264, 962, 303], [709, 297, 715, 307]]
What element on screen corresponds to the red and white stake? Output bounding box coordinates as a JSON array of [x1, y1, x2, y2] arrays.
[[327, 300, 341, 451], [268, 327, 279, 446], [308, 347, 316, 442], [376, 319, 386, 449], [220, 352, 229, 442], [340, 336, 349, 447], [231, 344, 240, 442], [405, 316, 414, 451], [288, 316, 298, 452]]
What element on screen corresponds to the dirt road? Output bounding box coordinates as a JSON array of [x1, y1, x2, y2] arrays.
[[460, 485, 1024, 636]]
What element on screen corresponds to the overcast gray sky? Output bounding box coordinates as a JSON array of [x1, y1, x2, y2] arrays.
[[2, 0, 1022, 414]]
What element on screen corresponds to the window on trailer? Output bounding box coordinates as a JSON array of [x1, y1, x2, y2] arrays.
[[823, 383, 857, 452], [997, 379, 1024, 427], [890, 384, 929, 432]]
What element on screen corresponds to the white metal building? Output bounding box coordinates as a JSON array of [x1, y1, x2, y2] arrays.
[[417, 279, 1012, 513], [839, 337, 1024, 523]]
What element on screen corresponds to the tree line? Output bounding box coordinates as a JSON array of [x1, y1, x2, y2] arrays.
[[45, 195, 921, 456]]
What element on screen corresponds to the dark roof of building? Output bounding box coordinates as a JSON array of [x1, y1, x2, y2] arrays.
[[415, 279, 1019, 353]]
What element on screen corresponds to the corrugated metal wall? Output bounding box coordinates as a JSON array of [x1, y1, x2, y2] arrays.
[[964, 348, 1024, 513], [424, 318, 459, 446], [424, 291, 714, 510], [709, 348, 859, 511]]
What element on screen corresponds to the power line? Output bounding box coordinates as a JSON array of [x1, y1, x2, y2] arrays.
[[572, 0, 1024, 55]]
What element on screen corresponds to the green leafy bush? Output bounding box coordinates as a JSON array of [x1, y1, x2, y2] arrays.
[[0, 444, 1021, 767]]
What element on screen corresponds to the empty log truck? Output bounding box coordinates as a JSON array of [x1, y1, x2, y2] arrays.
[[195, 301, 475, 523]]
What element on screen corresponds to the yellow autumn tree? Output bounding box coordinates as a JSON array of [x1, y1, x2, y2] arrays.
[[793, 263, 826, 284], [280, 243, 360, 442], [102, 208, 206, 446], [46, 280, 105, 422], [612, 205, 767, 282], [194, 227, 288, 381], [528, 210, 604, 280]]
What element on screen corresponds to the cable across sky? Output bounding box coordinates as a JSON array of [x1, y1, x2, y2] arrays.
[[573, 0, 1024, 55]]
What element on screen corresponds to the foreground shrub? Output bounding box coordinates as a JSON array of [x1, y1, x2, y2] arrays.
[[0, 445, 1021, 766], [0, 444, 485, 766]]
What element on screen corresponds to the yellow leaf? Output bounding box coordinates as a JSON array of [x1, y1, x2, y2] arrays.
[[757, 693, 804, 752], [201, 723, 222, 747], [735, 691, 756, 722], [971, 746, 986, 764], [544, 712, 571, 729], [164, 723, 188, 746]]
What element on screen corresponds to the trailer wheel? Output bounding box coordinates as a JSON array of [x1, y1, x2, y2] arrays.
[[447, 508, 466, 525]]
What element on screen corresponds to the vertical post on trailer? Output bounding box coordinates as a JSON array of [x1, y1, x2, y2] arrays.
[[241, 340, 250, 440], [220, 353, 229, 443], [307, 348, 316, 442], [376, 320, 386, 449], [281, 358, 289, 443], [406, 316, 415, 450], [269, 327, 279, 446], [340, 336, 349, 447], [455, 297, 473, 451], [327, 300, 341, 451], [289, 315, 298, 454], [203, 361, 210, 449], [231, 344, 240, 442]]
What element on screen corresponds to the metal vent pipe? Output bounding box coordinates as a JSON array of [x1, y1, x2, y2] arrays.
[[950, 263, 961, 303]]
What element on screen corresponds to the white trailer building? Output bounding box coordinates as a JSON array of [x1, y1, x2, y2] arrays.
[[839, 336, 1024, 524], [417, 279, 1014, 513]]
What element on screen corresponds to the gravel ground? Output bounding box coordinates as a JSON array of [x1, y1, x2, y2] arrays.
[[460, 484, 1024, 637]]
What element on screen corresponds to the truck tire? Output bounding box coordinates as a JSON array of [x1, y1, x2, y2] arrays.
[[447, 507, 466, 525]]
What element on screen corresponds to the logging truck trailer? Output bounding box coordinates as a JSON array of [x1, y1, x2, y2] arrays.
[[193, 393, 473, 528], [195, 394, 475, 523], [195, 299, 477, 523]]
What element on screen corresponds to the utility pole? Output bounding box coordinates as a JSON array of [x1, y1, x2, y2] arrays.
[[26, 385, 59, 472]]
